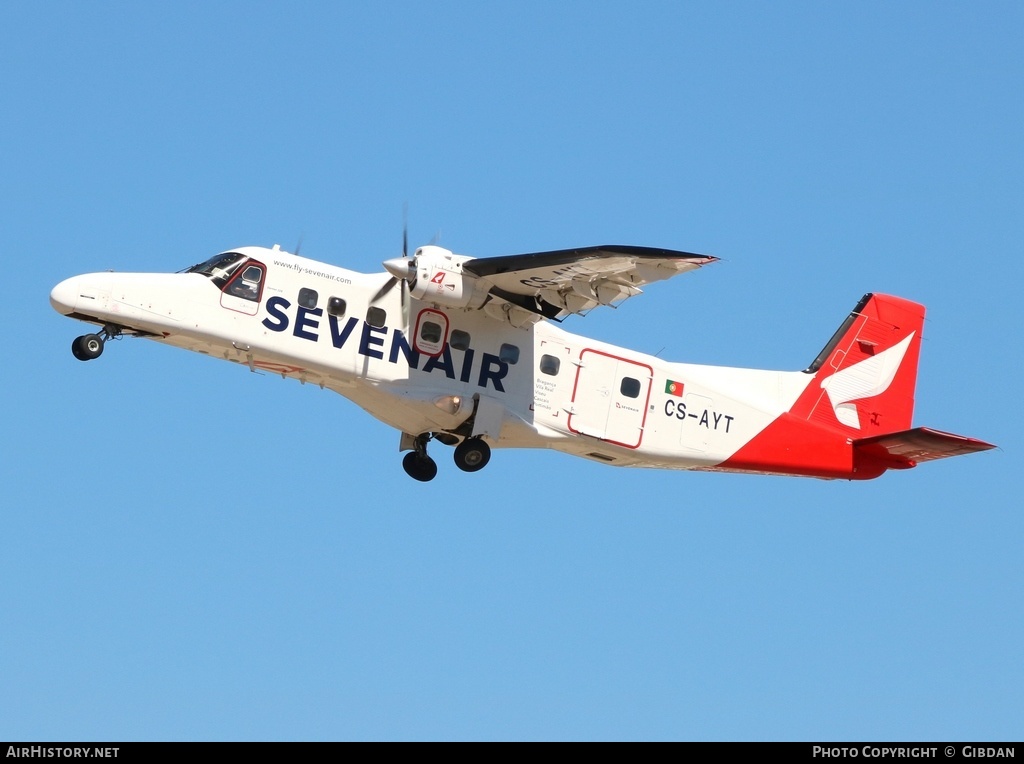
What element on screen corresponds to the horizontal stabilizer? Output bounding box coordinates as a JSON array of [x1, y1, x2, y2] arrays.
[[853, 427, 996, 469]]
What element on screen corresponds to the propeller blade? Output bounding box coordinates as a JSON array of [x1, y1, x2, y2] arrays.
[[401, 275, 410, 329], [402, 202, 408, 258], [371, 276, 398, 303]]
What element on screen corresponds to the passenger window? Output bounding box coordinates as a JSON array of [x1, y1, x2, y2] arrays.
[[499, 343, 520, 364], [540, 355, 560, 376], [298, 288, 318, 309], [450, 330, 471, 351], [327, 297, 346, 317], [366, 306, 386, 327], [620, 377, 641, 398], [420, 321, 442, 343]]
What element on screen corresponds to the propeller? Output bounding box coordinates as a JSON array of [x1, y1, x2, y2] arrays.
[[372, 207, 416, 321]]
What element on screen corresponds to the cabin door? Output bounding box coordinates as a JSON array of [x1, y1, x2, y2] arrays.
[[568, 349, 652, 449]]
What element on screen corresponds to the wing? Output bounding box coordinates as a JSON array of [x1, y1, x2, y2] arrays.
[[463, 245, 717, 326]]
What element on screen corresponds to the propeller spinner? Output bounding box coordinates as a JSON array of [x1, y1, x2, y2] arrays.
[[372, 215, 416, 310]]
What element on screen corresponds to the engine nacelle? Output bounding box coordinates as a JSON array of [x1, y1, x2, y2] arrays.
[[410, 245, 478, 308]]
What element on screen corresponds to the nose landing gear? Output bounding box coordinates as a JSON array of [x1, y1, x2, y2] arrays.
[[70, 325, 122, 362], [71, 333, 104, 361]]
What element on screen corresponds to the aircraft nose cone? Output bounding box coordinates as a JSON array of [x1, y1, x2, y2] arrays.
[[50, 277, 80, 315]]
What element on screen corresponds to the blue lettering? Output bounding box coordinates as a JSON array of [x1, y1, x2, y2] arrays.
[[262, 296, 291, 332], [328, 315, 358, 349], [258, 296, 516, 396], [389, 329, 420, 368], [294, 306, 322, 342], [422, 346, 455, 379], [478, 353, 508, 392], [359, 322, 386, 360], [459, 347, 475, 384]]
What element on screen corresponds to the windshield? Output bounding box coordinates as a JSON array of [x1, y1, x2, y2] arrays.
[[183, 252, 248, 289]]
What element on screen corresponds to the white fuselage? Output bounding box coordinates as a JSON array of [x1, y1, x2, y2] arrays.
[[50, 245, 814, 473]]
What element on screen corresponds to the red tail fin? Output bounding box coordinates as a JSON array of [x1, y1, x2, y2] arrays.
[[790, 293, 924, 436], [720, 293, 993, 479]]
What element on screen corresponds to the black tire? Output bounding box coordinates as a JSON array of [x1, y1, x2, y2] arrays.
[[72, 334, 103, 361], [402, 452, 438, 482], [454, 438, 491, 472], [78, 334, 104, 360]]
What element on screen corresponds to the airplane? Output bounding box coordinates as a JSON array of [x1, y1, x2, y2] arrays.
[[50, 240, 994, 481]]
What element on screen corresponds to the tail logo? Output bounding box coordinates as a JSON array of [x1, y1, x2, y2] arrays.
[[820, 332, 914, 429]]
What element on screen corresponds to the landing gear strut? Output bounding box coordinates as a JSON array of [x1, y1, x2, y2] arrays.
[[70, 325, 121, 362], [402, 433, 438, 482], [454, 437, 491, 472]]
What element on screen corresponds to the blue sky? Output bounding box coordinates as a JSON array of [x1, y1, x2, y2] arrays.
[[2, 1, 1021, 741]]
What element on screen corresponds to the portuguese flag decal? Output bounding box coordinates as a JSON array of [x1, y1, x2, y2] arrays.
[[665, 380, 684, 397]]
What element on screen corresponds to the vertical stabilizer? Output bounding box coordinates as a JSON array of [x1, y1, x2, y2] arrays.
[[720, 292, 993, 479], [790, 293, 924, 436]]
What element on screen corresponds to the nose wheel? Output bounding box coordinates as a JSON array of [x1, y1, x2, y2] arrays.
[[70, 325, 122, 361], [71, 333, 104, 361]]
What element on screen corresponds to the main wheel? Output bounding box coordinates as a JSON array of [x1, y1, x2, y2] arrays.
[[72, 334, 104, 361], [402, 452, 438, 482], [454, 438, 491, 472]]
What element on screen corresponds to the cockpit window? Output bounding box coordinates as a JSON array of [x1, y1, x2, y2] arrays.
[[225, 263, 265, 301], [185, 252, 247, 289]]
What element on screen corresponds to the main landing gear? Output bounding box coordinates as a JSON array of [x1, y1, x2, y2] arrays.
[[70, 325, 121, 361], [454, 437, 491, 472], [400, 433, 492, 482], [402, 434, 438, 483]]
